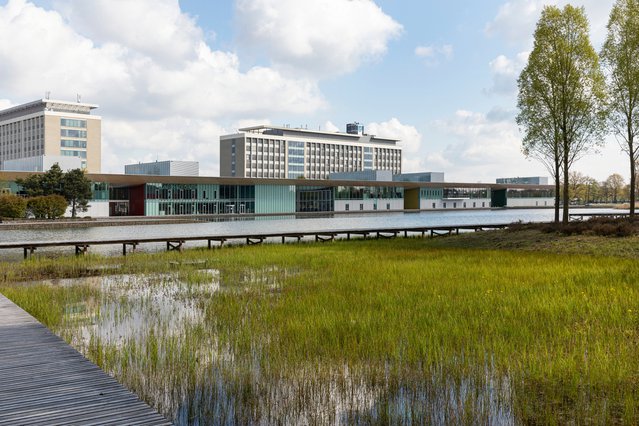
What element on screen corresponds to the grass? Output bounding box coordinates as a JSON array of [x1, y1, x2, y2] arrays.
[[2, 230, 639, 423]]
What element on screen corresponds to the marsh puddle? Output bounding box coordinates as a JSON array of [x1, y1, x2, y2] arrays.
[[39, 267, 519, 425]]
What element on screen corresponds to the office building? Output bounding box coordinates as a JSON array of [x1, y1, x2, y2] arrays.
[[220, 124, 402, 180], [0, 98, 101, 173], [125, 160, 199, 176]]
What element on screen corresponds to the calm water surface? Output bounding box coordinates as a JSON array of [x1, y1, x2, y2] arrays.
[[0, 208, 623, 259]]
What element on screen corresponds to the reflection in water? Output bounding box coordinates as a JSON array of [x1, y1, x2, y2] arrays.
[[41, 269, 526, 425]]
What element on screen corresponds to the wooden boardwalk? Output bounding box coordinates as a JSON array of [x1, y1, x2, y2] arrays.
[[0, 294, 171, 425], [569, 212, 630, 221], [0, 223, 511, 259]]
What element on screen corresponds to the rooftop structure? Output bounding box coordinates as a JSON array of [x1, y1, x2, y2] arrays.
[[496, 176, 549, 185], [0, 98, 101, 173], [125, 160, 199, 177], [220, 124, 402, 180], [394, 172, 445, 183]]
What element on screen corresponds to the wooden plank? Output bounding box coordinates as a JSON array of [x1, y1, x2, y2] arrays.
[[0, 294, 171, 425], [0, 222, 514, 257]]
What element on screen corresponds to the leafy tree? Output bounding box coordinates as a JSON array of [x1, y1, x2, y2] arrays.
[[62, 168, 92, 218], [601, 0, 639, 216], [568, 171, 589, 203], [606, 173, 626, 203], [518, 5, 608, 224], [0, 194, 27, 218], [27, 195, 67, 219], [16, 164, 92, 218], [16, 163, 64, 197]]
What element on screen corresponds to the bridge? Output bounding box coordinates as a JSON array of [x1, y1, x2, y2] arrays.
[[0, 223, 511, 259]]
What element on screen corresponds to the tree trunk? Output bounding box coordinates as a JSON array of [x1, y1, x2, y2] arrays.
[[562, 144, 570, 224], [554, 164, 560, 223], [630, 135, 635, 218]]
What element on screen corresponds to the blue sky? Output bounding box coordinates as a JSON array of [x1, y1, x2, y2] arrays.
[[0, 0, 626, 182]]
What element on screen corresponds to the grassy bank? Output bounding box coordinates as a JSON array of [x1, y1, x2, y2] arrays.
[[2, 230, 639, 423]]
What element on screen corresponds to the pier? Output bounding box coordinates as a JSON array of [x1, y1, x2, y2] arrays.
[[0, 294, 171, 425], [569, 212, 630, 221], [0, 223, 511, 259]]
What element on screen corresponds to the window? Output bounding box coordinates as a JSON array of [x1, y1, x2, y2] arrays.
[[443, 203, 447, 208], [453, 202, 457, 208], [345, 204, 349, 211], [432, 203, 436, 209], [360, 203, 363, 211], [60, 118, 86, 128], [60, 129, 87, 138], [387, 203, 391, 210]]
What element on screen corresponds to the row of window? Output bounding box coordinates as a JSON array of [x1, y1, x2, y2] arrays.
[[61, 129, 87, 138], [60, 118, 87, 128]]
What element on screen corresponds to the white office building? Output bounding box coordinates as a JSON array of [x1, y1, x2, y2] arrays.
[[220, 124, 402, 180], [0, 98, 101, 173]]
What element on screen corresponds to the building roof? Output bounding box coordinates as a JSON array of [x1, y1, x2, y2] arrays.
[[0, 171, 554, 191], [0, 99, 99, 121], [235, 125, 400, 144]]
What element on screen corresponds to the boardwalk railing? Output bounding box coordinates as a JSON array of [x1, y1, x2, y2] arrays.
[[569, 212, 630, 221], [0, 223, 512, 259]]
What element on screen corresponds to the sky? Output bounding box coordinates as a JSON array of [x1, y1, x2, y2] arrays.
[[0, 0, 628, 182]]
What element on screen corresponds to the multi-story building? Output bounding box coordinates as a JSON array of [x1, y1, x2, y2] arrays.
[[125, 160, 199, 176], [219, 124, 402, 180], [0, 98, 101, 173]]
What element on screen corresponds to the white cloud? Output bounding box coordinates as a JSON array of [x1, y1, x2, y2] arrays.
[[485, 51, 528, 96], [0, 0, 327, 175], [323, 121, 340, 133], [414, 44, 453, 66], [235, 0, 402, 78], [53, 0, 203, 66], [431, 108, 546, 182], [486, 0, 615, 48], [367, 118, 423, 172]]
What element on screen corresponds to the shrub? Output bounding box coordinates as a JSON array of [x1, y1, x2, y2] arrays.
[[0, 194, 27, 218], [27, 195, 68, 219]]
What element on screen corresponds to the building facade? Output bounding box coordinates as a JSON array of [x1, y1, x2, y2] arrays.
[[0, 99, 101, 173], [220, 125, 402, 180], [1, 171, 556, 218], [125, 160, 199, 176]]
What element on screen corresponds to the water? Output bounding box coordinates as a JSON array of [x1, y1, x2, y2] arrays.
[[0, 208, 624, 259]]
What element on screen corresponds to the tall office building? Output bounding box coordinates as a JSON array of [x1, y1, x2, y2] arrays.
[[220, 124, 402, 179], [0, 98, 101, 173]]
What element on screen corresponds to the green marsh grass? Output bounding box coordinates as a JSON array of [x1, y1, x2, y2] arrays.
[[2, 232, 639, 423]]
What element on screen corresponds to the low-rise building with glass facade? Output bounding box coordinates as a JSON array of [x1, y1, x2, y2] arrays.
[[0, 172, 555, 218], [220, 125, 402, 180]]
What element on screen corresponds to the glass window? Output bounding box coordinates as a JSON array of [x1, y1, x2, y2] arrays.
[[60, 118, 87, 128]]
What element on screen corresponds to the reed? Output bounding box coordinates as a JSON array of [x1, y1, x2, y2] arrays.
[[1, 231, 639, 423]]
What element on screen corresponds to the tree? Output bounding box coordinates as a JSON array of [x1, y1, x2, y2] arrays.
[[62, 168, 92, 218], [0, 194, 27, 218], [16, 164, 92, 218], [518, 5, 608, 224], [27, 195, 67, 219], [568, 171, 589, 203], [601, 0, 639, 216], [16, 163, 64, 197], [606, 173, 626, 203]]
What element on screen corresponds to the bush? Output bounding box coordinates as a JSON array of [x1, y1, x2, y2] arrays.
[[0, 194, 27, 218], [27, 195, 68, 219]]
